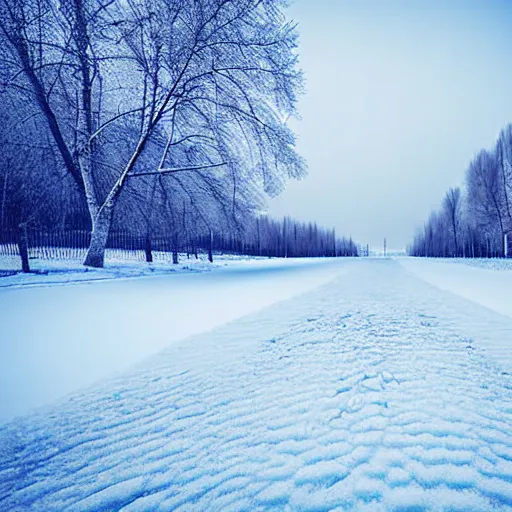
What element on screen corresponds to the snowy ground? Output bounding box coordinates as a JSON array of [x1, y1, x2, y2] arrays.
[[399, 258, 512, 321], [0, 257, 348, 421], [1, 258, 512, 511], [0, 252, 295, 288], [446, 257, 512, 273]]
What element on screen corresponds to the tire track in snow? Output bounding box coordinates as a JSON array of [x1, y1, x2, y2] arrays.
[[1, 259, 512, 511]]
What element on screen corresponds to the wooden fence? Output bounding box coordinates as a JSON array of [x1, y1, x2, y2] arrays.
[[0, 228, 184, 263]]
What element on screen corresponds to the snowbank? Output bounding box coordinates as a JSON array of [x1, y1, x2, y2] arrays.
[[399, 257, 512, 370], [399, 257, 512, 319], [0, 252, 309, 289]]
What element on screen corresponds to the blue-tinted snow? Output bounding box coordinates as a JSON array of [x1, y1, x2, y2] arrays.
[[400, 257, 512, 368], [1, 259, 512, 511], [0, 257, 347, 421]]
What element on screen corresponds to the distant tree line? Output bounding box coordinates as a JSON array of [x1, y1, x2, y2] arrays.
[[409, 123, 512, 258], [0, 214, 358, 272], [212, 216, 358, 258]]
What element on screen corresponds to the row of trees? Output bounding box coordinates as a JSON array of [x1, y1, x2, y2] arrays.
[[409, 123, 512, 258], [150, 215, 358, 261], [1, 0, 339, 269], [218, 216, 358, 258], [0, 214, 358, 272]]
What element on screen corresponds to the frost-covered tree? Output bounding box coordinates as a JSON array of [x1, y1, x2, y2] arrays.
[[409, 125, 512, 258], [442, 187, 461, 256], [0, 82, 88, 270], [496, 124, 512, 232], [466, 149, 507, 253], [0, 0, 305, 267]]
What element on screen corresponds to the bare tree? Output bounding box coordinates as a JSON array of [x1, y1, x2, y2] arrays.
[[497, 124, 512, 233], [1, 0, 305, 267], [443, 187, 461, 256], [410, 137, 512, 258], [466, 149, 506, 254]]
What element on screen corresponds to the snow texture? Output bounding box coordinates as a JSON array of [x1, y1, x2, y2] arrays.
[[0, 257, 347, 421], [1, 259, 512, 511], [399, 258, 512, 319], [399, 257, 512, 369]]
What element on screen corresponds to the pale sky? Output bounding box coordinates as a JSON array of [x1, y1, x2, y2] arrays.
[[269, 0, 512, 250]]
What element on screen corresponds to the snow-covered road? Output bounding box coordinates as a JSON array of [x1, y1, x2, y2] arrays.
[[1, 259, 512, 511]]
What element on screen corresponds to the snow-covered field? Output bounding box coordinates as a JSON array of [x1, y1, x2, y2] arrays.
[[399, 257, 512, 320], [0, 256, 348, 421], [1, 258, 512, 511]]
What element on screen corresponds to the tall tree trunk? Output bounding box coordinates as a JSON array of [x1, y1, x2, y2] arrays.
[[497, 208, 505, 257], [79, 144, 100, 227], [145, 234, 153, 263], [256, 217, 261, 256], [0, 164, 8, 240], [498, 139, 512, 230], [82, 132, 151, 268], [283, 217, 288, 258], [208, 229, 213, 263], [143, 176, 159, 264], [84, 206, 113, 267], [17, 224, 30, 273]]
